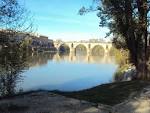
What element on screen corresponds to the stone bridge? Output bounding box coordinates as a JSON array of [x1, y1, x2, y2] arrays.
[[54, 42, 113, 55]]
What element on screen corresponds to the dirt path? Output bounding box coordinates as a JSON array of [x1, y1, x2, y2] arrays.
[[0, 91, 111, 113]]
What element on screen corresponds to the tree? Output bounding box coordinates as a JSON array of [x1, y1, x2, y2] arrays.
[[0, 47, 29, 96], [79, 0, 150, 80], [0, 0, 34, 32], [0, 0, 35, 46]]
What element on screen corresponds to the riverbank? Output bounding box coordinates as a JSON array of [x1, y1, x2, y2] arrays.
[[54, 80, 150, 105], [0, 91, 111, 113], [0, 80, 150, 113]]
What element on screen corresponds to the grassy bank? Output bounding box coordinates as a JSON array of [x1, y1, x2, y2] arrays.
[[54, 80, 150, 106]]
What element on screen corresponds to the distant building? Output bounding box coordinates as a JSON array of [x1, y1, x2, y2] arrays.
[[0, 29, 31, 44], [0, 29, 15, 44], [30, 35, 55, 50], [0, 29, 55, 51], [39, 35, 48, 40], [13, 33, 31, 43], [48, 39, 54, 48]]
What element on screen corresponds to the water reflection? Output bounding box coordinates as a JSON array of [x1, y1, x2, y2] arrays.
[[0, 50, 118, 95], [53, 53, 115, 64], [27, 52, 55, 67], [20, 52, 117, 91], [27, 52, 116, 67]]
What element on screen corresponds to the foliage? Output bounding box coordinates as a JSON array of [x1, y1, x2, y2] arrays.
[[110, 47, 132, 81], [0, 47, 29, 96], [79, 0, 150, 79], [115, 49, 129, 66], [0, 0, 34, 32], [114, 64, 133, 81], [0, 0, 35, 47], [20, 37, 32, 50], [112, 35, 127, 49]]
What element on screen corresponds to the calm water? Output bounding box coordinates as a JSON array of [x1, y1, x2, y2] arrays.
[[17, 52, 118, 92]]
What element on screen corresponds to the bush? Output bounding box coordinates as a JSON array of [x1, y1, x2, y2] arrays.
[[114, 64, 132, 81]]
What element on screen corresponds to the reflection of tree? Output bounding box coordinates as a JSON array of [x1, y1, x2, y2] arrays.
[[91, 56, 104, 63], [59, 53, 69, 60], [0, 47, 28, 96], [27, 52, 56, 67]]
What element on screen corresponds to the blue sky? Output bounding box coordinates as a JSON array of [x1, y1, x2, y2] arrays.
[[21, 0, 109, 41]]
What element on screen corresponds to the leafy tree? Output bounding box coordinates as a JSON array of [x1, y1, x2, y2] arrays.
[[80, 0, 150, 80], [0, 0, 34, 96]]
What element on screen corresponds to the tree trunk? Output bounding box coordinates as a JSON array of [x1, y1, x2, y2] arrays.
[[136, 57, 150, 80], [136, 32, 150, 80], [136, 56, 149, 80], [134, 0, 149, 80]]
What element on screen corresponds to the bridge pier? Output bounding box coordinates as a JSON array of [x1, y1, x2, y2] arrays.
[[69, 51, 75, 62], [69, 47, 75, 62], [86, 54, 91, 63]]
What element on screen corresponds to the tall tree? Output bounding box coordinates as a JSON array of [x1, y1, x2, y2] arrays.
[[79, 0, 150, 80]]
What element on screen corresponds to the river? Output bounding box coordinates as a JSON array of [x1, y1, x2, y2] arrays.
[[0, 49, 118, 96], [17, 52, 118, 92]]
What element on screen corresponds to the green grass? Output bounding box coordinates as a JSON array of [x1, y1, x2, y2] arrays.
[[54, 80, 150, 106]]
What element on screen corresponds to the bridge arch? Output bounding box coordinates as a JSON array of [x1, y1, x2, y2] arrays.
[[74, 44, 87, 55], [58, 44, 70, 53], [54, 42, 113, 55], [91, 45, 105, 56]]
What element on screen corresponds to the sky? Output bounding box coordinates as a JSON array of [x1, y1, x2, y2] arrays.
[[21, 0, 110, 41]]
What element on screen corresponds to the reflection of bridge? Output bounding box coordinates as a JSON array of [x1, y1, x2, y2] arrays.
[[29, 52, 116, 67], [53, 53, 115, 64], [54, 42, 112, 55]]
